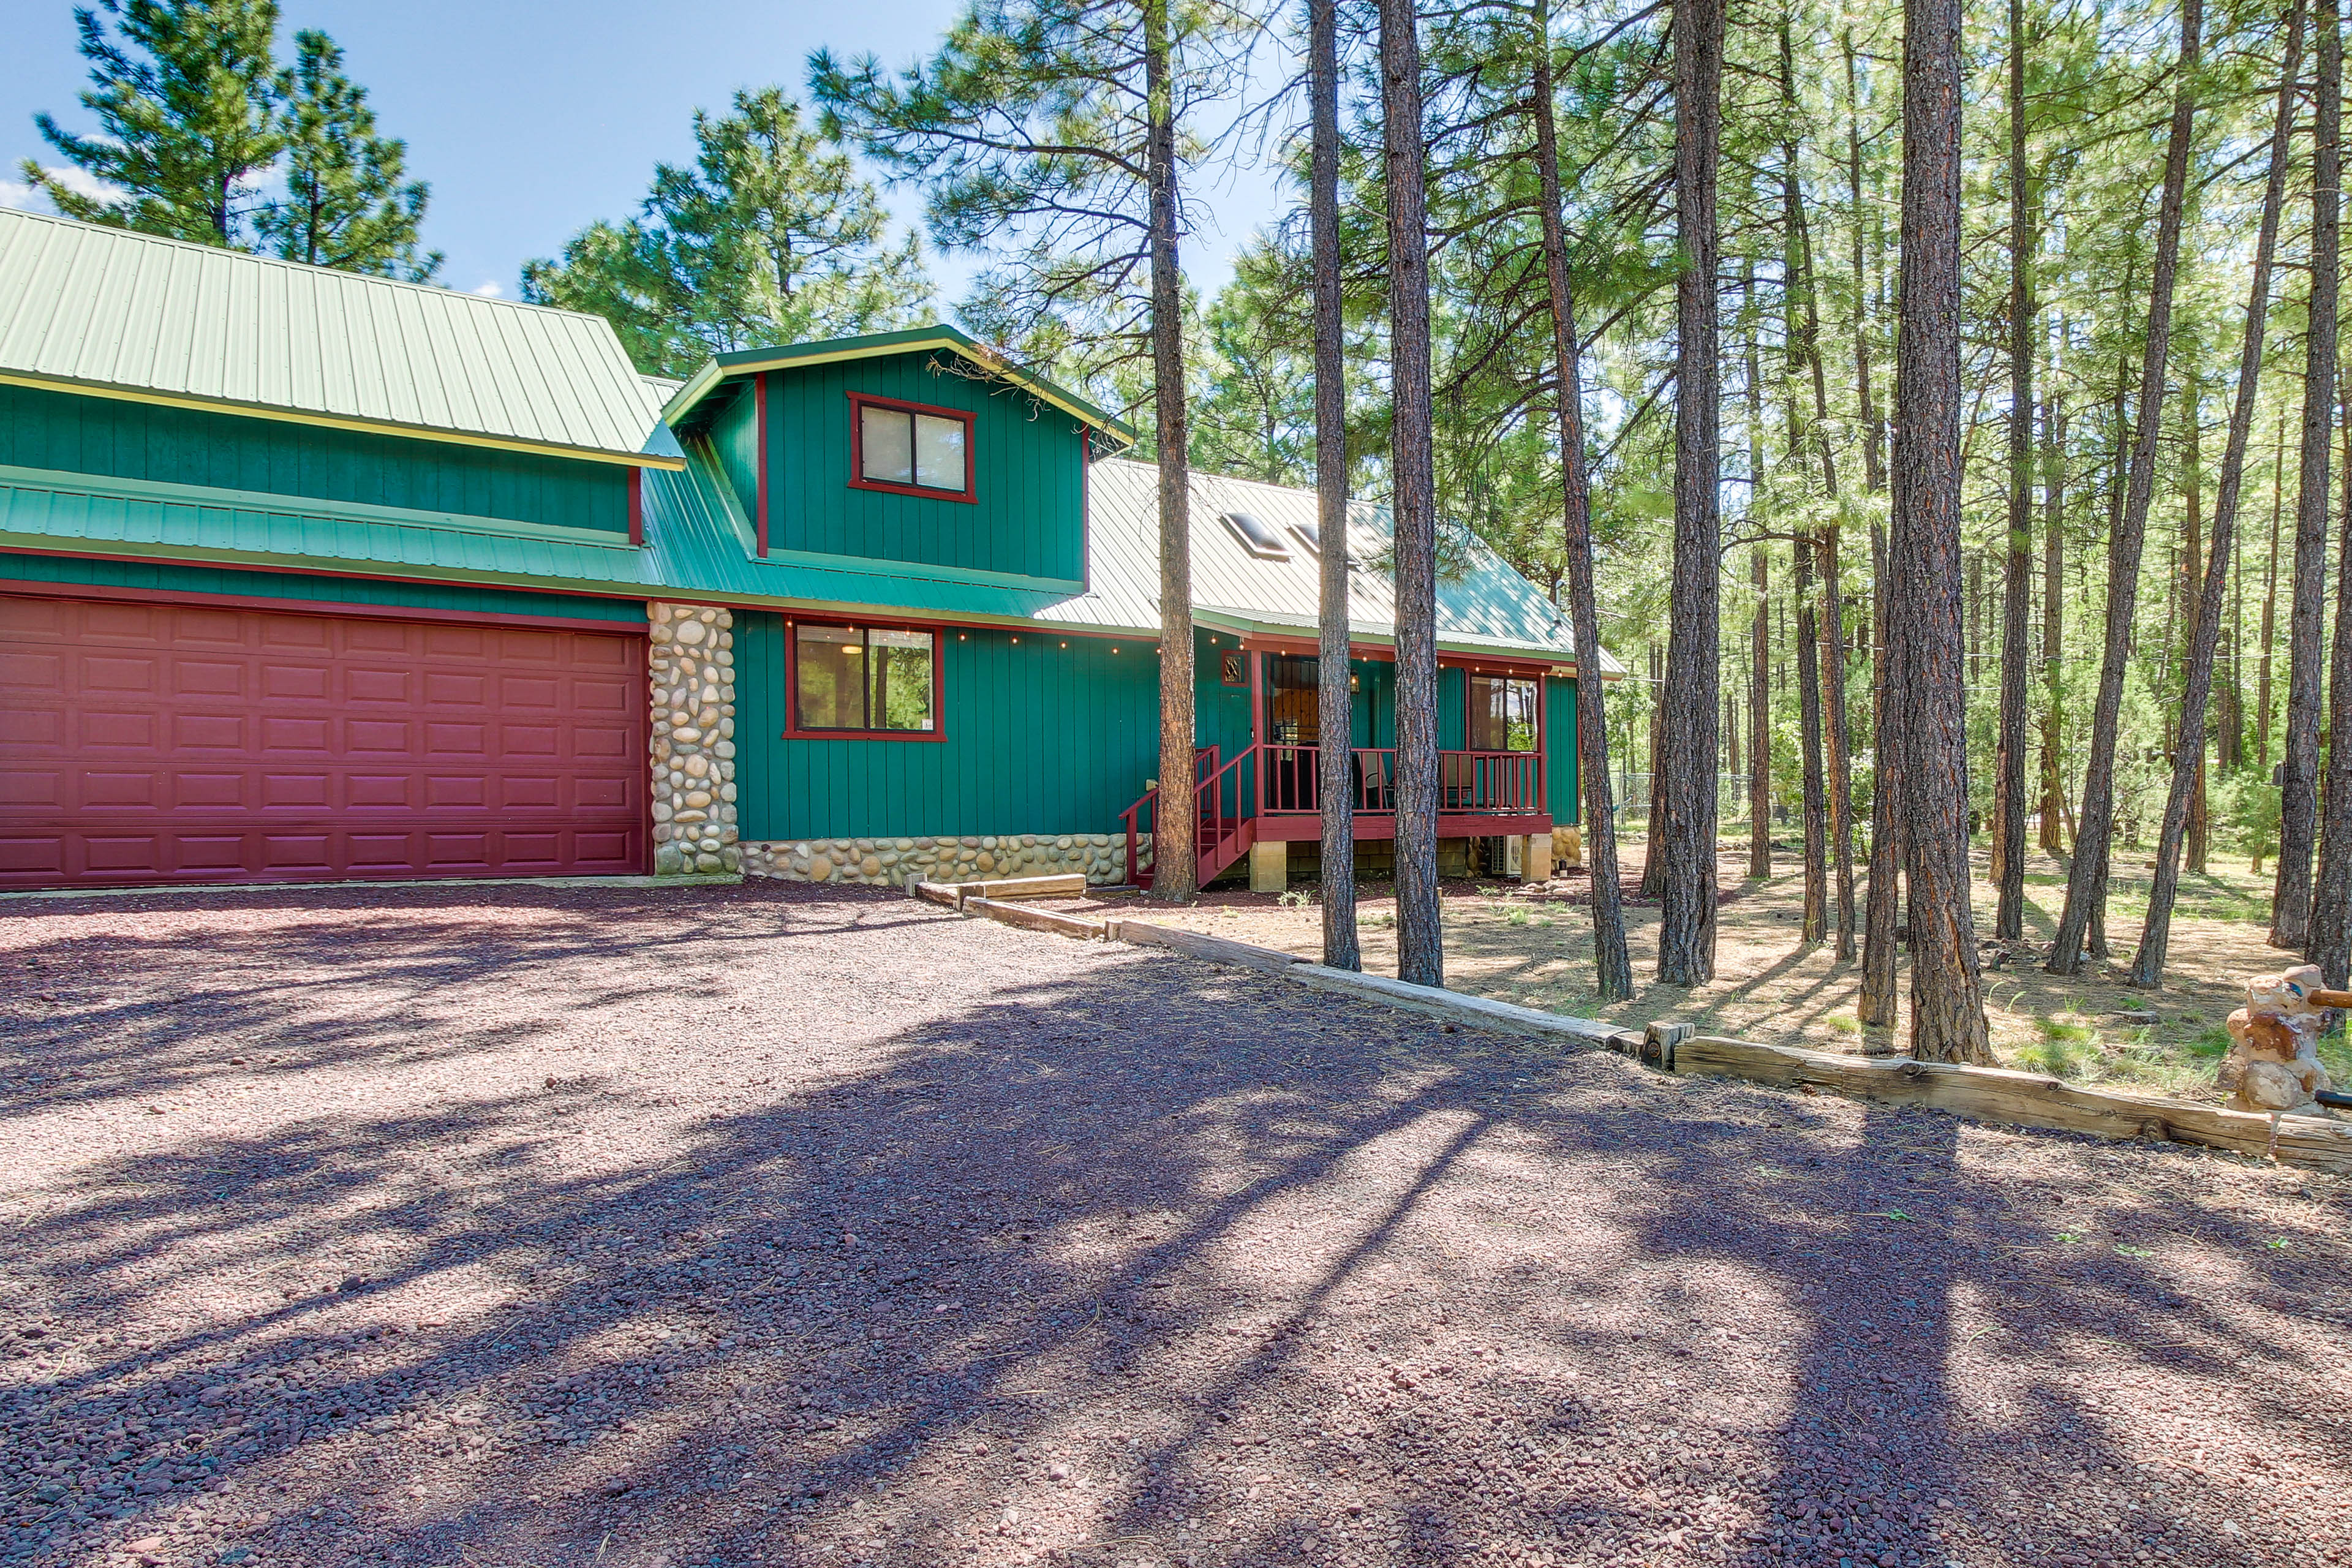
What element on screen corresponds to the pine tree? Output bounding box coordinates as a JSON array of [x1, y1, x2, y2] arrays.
[[260, 31, 437, 279], [1309, 0, 1360, 972], [24, 0, 285, 247], [1893, 0, 1992, 1062], [528, 89, 928, 379], [815, 1, 1248, 902], [1657, 0, 1727, 986]]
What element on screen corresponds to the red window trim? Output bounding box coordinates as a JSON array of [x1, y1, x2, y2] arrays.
[[783, 616, 950, 743], [846, 391, 978, 504], [1467, 669, 1544, 755]]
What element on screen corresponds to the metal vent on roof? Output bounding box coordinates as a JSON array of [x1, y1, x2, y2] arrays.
[[1219, 510, 1291, 560]]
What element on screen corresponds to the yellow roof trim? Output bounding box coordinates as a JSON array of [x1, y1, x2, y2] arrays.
[[0, 371, 686, 471]]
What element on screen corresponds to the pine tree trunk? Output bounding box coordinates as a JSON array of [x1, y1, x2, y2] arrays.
[[1844, 31, 1887, 497], [1861, 516, 1902, 1030], [2039, 386, 2068, 851], [1752, 544, 1772, 880], [2047, 0, 2202, 974], [1995, 0, 2035, 940], [2132, 4, 2297, 984], [1144, 0, 1197, 902], [1310, 0, 1358, 970], [1776, 19, 1856, 957], [1381, 0, 1442, 986], [1893, 0, 1994, 1062], [2312, 380, 2352, 980], [2277, 0, 2342, 950], [2184, 394, 2209, 875], [2260, 410, 2285, 772], [1658, 0, 1727, 986], [1796, 537, 1828, 944], [1529, 0, 1631, 998]]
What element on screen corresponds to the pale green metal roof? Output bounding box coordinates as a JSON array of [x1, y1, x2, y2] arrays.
[[660, 323, 1137, 447], [0, 209, 675, 467], [1054, 460, 1622, 673]]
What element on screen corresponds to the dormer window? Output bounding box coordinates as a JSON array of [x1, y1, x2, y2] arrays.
[[850, 393, 975, 502], [1220, 510, 1289, 559]]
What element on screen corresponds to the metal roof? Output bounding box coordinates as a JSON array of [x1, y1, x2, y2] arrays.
[[1046, 460, 1621, 672], [660, 323, 1137, 446], [0, 463, 658, 592], [0, 441, 1617, 673], [0, 209, 677, 467]]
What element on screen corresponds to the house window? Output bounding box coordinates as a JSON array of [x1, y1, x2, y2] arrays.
[[851, 394, 973, 500], [1468, 674, 1539, 752], [794, 624, 937, 734]]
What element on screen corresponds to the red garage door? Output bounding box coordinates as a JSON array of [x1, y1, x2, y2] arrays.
[[0, 594, 649, 888]]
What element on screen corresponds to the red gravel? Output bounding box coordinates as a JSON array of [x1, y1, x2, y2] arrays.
[[1, 879, 2347, 1568]]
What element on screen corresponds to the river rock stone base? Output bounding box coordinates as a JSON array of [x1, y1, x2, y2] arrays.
[[739, 832, 1132, 887], [649, 602, 740, 876]]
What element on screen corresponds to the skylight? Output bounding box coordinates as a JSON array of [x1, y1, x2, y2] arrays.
[[1288, 520, 1321, 556], [1219, 510, 1291, 560]]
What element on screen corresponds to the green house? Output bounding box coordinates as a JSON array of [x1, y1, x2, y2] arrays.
[[0, 209, 1618, 892]]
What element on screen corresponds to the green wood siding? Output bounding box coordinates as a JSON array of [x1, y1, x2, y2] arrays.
[[753, 352, 1086, 583], [710, 382, 760, 527], [0, 382, 631, 533], [0, 549, 646, 621], [1547, 676, 1580, 824], [734, 612, 1158, 840]]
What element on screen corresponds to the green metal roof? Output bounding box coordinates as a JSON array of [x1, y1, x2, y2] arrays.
[[0, 464, 657, 594], [0, 444, 1616, 674], [0, 209, 676, 467], [660, 323, 1137, 447]]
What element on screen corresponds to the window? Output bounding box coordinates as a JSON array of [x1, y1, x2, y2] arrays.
[[794, 624, 937, 734], [1219, 510, 1291, 559], [1468, 674, 1539, 752], [1288, 520, 1321, 556], [851, 394, 973, 499]]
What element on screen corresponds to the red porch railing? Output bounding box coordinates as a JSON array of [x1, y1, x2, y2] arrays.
[[1258, 745, 1543, 818], [1121, 745, 1543, 886], [1121, 745, 1259, 889]]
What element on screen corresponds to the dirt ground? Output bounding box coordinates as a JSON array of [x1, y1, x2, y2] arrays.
[[1096, 842, 2341, 1102], [2, 879, 2349, 1568]]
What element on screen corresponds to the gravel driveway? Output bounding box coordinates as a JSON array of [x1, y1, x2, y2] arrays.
[[1, 880, 2346, 1568]]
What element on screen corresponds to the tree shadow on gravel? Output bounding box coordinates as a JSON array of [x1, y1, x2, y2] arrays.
[[1, 881, 2344, 1568]]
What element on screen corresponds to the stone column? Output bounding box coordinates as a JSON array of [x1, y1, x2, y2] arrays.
[[1248, 837, 1289, 894], [647, 602, 739, 875], [1521, 831, 1553, 882]]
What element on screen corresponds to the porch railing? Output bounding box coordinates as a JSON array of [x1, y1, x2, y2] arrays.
[[1121, 745, 1258, 888], [1257, 745, 1544, 817]]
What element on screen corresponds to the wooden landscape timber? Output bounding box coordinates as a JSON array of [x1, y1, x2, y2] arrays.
[[1106, 918, 1303, 973], [1283, 964, 1621, 1047], [1667, 1033, 2352, 1173], [913, 874, 1090, 910], [963, 897, 1107, 940]]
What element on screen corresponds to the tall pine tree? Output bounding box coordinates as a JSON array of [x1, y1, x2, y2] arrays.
[[260, 31, 437, 279], [25, 0, 285, 247], [526, 89, 928, 378]]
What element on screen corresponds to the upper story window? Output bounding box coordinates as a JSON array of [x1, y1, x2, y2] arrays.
[[1468, 674, 1540, 752], [850, 393, 974, 502]]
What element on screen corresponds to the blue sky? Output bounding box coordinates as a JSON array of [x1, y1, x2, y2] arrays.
[[1, 0, 1292, 311]]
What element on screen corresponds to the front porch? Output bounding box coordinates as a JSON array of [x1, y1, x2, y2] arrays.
[[1121, 633, 1571, 888]]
